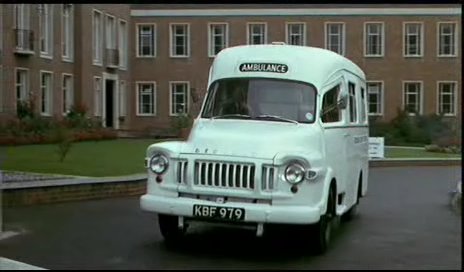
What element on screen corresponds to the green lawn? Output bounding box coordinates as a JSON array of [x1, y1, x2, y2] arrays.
[[1, 140, 461, 177], [1, 139, 162, 177], [385, 147, 461, 159]]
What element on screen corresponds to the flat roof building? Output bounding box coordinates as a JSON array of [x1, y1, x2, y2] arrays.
[[0, 4, 461, 134]]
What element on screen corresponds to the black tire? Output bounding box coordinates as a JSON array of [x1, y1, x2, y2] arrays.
[[158, 214, 186, 244], [312, 186, 336, 255]]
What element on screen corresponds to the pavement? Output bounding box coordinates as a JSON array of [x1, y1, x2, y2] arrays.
[[0, 166, 461, 269]]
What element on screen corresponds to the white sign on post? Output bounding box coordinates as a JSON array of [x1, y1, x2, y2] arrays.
[[369, 137, 385, 159]]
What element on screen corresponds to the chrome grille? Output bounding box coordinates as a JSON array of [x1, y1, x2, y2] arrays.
[[262, 165, 276, 191], [177, 160, 188, 184], [194, 161, 255, 190]]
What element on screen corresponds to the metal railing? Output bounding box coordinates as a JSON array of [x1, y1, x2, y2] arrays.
[[106, 48, 119, 67], [14, 29, 34, 52]]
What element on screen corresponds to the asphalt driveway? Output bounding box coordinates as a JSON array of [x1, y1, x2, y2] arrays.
[[0, 166, 461, 270]]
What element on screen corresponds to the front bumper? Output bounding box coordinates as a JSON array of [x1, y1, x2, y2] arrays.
[[140, 194, 322, 224]]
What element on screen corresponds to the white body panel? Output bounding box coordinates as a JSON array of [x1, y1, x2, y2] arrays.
[[140, 44, 369, 225]]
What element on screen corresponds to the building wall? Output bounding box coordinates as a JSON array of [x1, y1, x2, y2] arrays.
[[0, 4, 131, 130], [129, 6, 461, 132], [0, 4, 461, 133]]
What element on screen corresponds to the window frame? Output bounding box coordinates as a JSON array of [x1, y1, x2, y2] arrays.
[[169, 81, 190, 116], [208, 22, 229, 57], [402, 80, 423, 115], [39, 4, 53, 59], [40, 70, 53, 116], [325, 22, 346, 56], [136, 23, 156, 58], [403, 22, 424, 58], [285, 22, 306, 46], [62, 73, 73, 115], [246, 22, 268, 45], [94, 76, 102, 117], [105, 13, 117, 50], [169, 23, 190, 58], [366, 81, 384, 116], [92, 9, 104, 66], [436, 81, 458, 116], [136, 81, 157, 116], [61, 4, 74, 62], [15, 67, 30, 102], [364, 21, 385, 57], [118, 19, 128, 69], [437, 21, 458, 57]]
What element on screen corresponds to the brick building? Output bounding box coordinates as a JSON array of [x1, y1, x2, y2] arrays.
[[0, 4, 461, 134]]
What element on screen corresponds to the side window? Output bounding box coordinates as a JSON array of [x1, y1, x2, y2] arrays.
[[321, 84, 341, 123], [348, 82, 357, 123], [360, 86, 367, 124]]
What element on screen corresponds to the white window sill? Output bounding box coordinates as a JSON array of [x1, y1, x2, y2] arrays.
[[136, 113, 156, 117], [40, 54, 53, 60]]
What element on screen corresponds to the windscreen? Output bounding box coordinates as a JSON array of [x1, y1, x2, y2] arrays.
[[201, 78, 317, 123]]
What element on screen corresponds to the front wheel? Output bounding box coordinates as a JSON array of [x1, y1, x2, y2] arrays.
[[311, 186, 336, 254], [158, 214, 186, 245]]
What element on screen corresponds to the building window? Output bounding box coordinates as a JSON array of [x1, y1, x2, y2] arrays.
[[403, 82, 422, 115], [247, 23, 267, 45], [137, 82, 156, 116], [16, 69, 29, 102], [325, 23, 345, 55], [170, 82, 189, 116], [208, 23, 228, 57], [62, 74, 73, 114], [105, 14, 116, 50], [438, 22, 457, 57], [92, 10, 103, 65], [94, 77, 102, 116], [170, 24, 189, 57], [118, 20, 128, 68], [404, 22, 423, 57], [367, 82, 383, 115], [62, 4, 74, 61], [438, 82, 457, 116], [39, 4, 53, 58], [40, 72, 53, 116], [14, 4, 31, 50], [119, 80, 126, 117], [286, 23, 305, 46], [137, 24, 155, 57], [365, 22, 384, 57]]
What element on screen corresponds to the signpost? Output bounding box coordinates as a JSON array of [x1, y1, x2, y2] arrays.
[[369, 137, 385, 159]]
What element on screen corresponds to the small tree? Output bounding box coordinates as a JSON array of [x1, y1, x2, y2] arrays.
[[54, 126, 73, 162]]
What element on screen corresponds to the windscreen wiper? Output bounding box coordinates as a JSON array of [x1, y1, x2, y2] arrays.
[[255, 115, 299, 125], [211, 114, 252, 120]]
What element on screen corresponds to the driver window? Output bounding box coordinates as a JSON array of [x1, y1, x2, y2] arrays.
[[321, 84, 342, 123]]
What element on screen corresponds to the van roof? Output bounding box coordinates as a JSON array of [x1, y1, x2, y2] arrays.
[[210, 44, 366, 91]]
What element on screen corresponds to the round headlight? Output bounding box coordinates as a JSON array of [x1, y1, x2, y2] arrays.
[[284, 162, 305, 184], [149, 154, 169, 174]]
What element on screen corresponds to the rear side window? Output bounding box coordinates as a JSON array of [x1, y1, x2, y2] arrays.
[[321, 85, 341, 123], [348, 82, 357, 123]]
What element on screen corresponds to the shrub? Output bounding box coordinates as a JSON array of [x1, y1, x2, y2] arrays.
[[170, 113, 193, 135], [54, 126, 74, 162], [369, 108, 458, 147]]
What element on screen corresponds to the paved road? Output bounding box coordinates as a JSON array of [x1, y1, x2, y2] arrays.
[[0, 166, 461, 270]]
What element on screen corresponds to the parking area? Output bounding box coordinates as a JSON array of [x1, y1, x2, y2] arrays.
[[0, 166, 461, 270]]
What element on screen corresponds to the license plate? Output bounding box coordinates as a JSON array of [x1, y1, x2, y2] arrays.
[[193, 204, 245, 221]]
